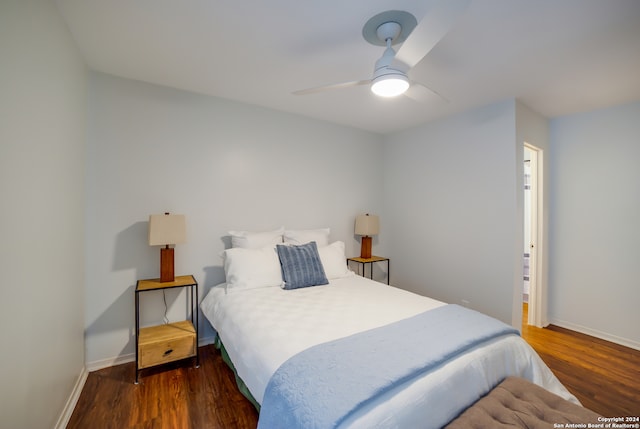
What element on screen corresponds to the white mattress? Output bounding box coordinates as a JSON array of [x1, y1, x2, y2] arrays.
[[201, 274, 577, 428]]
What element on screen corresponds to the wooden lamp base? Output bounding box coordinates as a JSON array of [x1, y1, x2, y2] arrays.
[[360, 236, 372, 259], [160, 246, 175, 282]]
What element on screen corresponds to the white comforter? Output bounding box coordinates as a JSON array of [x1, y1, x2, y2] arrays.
[[201, 274, 577, 428]]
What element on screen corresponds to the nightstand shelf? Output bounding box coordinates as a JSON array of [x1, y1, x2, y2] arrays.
[[135, 275, 199, 383], [347, 256, 390, 285]]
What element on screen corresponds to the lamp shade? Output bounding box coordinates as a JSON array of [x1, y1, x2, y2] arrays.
[[355, 214, 380, 236], [149, 214, 186, 246]]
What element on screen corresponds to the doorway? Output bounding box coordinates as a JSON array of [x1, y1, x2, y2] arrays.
[[523, 151, 532, 303], [524, 144, 544, 327]]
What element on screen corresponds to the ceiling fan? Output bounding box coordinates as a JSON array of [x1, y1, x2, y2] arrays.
[[293, 0, 470, 100]]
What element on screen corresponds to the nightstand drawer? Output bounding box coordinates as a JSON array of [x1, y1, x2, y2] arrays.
[[138, 321, 196, 369]]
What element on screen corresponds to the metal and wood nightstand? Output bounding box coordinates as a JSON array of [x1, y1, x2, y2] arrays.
[[347, 256, 390, 285], [134, 274, 199, 383]]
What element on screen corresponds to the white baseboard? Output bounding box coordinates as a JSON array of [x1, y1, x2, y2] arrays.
[[549, 318, 640, 351], [86, 335, 218, 372], [199, 334, 216, 347], [86, 353, 135, 372], [55, 366, 88, 429]]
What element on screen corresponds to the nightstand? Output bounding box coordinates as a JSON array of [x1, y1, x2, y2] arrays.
[[347, 256, 390, 285], [135, 274, 199, 383]]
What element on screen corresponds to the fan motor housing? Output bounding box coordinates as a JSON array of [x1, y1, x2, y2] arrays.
[[362, 10, 417, 46]]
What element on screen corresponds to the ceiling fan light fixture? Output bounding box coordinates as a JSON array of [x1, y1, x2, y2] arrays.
[[371, 72, 409, 97]]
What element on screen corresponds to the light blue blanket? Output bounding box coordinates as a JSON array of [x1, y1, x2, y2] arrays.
[[257, 304, 519, 429]]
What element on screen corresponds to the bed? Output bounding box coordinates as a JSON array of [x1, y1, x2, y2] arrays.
[[201, 229, 580, 428]]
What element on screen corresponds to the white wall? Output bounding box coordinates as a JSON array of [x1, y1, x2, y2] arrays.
[[383, 100, 519, 325], [0, 1, 87, 428], [548, 101, 640, 349], [85, 72, 385, 367]]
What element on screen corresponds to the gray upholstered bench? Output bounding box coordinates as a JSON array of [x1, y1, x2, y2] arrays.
[[445, 377, 602, 428]]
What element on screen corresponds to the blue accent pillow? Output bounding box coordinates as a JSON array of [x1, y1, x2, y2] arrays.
[[276, 241, 329, 290]]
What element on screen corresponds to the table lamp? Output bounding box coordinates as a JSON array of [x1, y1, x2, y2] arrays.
[[355, 214, 379, 259], [148, 213, 186, 282]]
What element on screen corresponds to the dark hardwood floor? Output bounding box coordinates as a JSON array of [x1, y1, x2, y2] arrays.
[[521, 303, 639, 417], [68, 308, 639, 428], [67, 346, 258, 429]]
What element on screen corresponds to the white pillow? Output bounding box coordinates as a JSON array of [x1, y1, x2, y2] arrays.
[[318, 241, 353, 280], [222, 246, 283, 291], [284, 228, 330, 246], [228, 226, 284, 249]]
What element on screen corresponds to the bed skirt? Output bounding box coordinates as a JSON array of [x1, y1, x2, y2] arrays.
[[215, 337, 260, 411]]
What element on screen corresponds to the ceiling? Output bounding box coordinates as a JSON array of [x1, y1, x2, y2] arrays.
[[55, 0, 640, 134]]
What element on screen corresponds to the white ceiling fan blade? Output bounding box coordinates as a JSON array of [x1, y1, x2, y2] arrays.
[[404, 81, 449, 103], [394, 0, 470, 70], [292, 79, 371, 95]]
